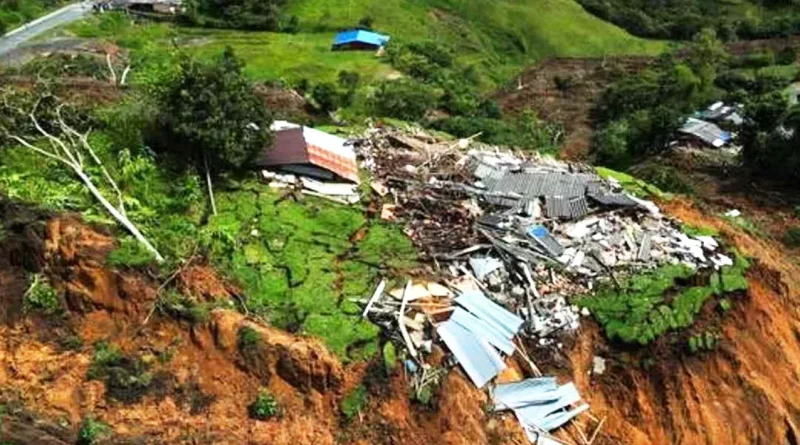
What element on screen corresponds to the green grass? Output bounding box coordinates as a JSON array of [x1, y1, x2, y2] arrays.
[[64, 0, 666, 89], [576, 254, 749, 345], [595, 166, 669, 199]]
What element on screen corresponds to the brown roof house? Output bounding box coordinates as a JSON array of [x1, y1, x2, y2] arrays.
[[255, 121, 360, 184]]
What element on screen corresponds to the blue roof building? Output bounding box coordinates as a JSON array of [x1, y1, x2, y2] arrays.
[[332, 29, 390, 51]]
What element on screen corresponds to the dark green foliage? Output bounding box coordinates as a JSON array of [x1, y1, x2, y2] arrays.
[[358, 15, 374, 30], [740, 95, 800, 183], [776, 47, 797, 65], [632, 164, 695, 194], [311, 82, 342, 113], [340, 385, 368, 421], [181, 0, 288, 31], [577, 255, 750, 345], [372, 79, 438, 121], [592, 33, 731, 168], [433, 110, 563, 153], [10, 54, 108, 80], [77, 417, 111, 445], [577, 0, 800, 40], [23, 274, 63, 316], [153, 47, 273, 175], [687, 331, 719, 353], [784, 228, 800, 247], [86, 341, 171, 404], [248, 389, 280, 420], [237, 325, 261, 350]]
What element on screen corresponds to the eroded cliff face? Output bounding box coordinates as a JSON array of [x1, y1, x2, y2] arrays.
[[0, 211, 521, 445], [3, 198, 800, 445], [569, 199, 800, 445]]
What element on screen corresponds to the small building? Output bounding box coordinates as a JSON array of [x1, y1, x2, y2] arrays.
[[332, 29, 390, 51], [677, 118, 732, 148], [107, 0, 182, 14], [696, 101, 744, 127], [255, 121, 360, 184]]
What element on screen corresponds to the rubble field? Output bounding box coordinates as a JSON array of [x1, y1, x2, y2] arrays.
[[352, 126, 749, 444]]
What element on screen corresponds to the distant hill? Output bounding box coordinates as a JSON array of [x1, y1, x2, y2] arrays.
[[577, 0, 800, 41], [173, 0, 665, 88]]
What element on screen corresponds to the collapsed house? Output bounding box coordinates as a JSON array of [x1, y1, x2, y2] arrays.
[[104, 0, 182, 14], [677, 118, 732, 148], [255, 121, 360, 203], [353, 126, 733, 444], [332, 29, 390, 51]]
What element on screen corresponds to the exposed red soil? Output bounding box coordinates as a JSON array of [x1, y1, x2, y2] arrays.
[[493, 57, 654, 161], [0, 213, 523, 444]]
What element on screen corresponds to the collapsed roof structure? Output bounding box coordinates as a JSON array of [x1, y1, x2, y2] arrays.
[[255, 121, 360, 184], [678, 118, 732, 148]]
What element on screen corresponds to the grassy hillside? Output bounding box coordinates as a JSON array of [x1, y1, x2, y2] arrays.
[[66, 0, 665, 88]]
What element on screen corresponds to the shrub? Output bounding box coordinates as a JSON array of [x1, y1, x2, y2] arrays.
[[248, 389, 280, 420], [372, 79, 438, 122], [237, 326, 262, 350], [784, 227, 800, 247], [633, 164, 695, 194], [340, 385, 368, 421], [311, 82, 342, 113], [23, 274, 63, 316], [776, 47, 797, 65], [77, 417, 111, 445]]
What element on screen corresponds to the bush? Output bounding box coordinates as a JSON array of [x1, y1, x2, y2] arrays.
[[237, 325, 262, 350], [182, 0, 288, 31], [248, 389, 280, 420], [311, 82, 342, 113], [372, 79, 438, 122], [776, 47, 797, 65], [340, 385, 368, 421], [784, 227, 800, 247], [633, 164, 695, 194], [23, 274, 63, 316], [78, 417, 111, 445]]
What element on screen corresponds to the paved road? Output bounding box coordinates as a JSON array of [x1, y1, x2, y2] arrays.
[[0, 2, 93, 58]]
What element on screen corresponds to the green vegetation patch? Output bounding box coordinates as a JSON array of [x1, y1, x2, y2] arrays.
[[86, 341, 173, 404], [77, 416, 112, 445], [595, 166, 668, 199], [340, 385, 368, 422], [577, 254, 750, 345], [248, 389, 281, 420], [23, 274, 63, 316]]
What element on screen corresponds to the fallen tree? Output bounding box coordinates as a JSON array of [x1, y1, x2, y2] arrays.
[[1, 93, 164, 262]]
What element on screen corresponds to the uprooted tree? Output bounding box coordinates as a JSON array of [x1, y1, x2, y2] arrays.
[[0, 90, 164, 262], [152, 47, 273, 215]]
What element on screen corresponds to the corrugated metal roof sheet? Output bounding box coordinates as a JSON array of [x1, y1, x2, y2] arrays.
[[679, 118, 731, 147], [486, 172, 588, 199], [492, 378, 589, 435], [528, 225, 565, 257], [588, 193, 638, 207], [437, 319, 506, 388], [455, 290, 524, 339], [544, 196, 589, 219], [450, 307, 516, 355]]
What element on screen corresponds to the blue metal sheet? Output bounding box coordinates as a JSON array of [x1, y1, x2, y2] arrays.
[[437, 320, 506, 388], [333, 30, 390, 47], [456, 290, 524, 339], [450, 307, 516, 355]]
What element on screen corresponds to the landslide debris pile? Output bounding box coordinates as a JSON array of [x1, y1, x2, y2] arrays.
[[353, 126, 740, 443]]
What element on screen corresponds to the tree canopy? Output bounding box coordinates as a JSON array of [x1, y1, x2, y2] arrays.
[[181, 0, 288, 31], [154, 47, 273, 174]]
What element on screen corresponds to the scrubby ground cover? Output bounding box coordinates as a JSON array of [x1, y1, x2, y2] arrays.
[[577, 254, 749, 345]]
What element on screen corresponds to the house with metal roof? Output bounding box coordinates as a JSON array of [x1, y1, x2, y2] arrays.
[[254, 121, 360, 184], [332, 29, 390, 51], [677, 118, 732, 148]]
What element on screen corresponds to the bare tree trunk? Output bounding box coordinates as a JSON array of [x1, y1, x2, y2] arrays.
[[6, 101, 164, 263], [74, 168, 164, 262], [204, 153, 217, 216], [106, 53, 117, 85]]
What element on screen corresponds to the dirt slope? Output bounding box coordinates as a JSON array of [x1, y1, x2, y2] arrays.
[[568, 198, 800, 445], [0, 208, 523, 444]]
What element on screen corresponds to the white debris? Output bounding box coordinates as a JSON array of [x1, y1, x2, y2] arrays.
[[725, 209, 742, 218]]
